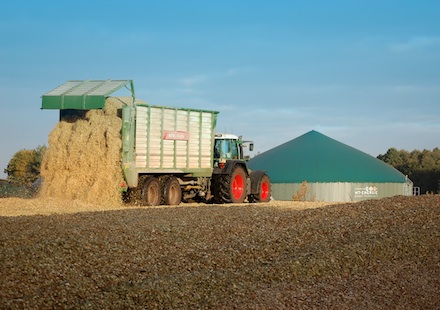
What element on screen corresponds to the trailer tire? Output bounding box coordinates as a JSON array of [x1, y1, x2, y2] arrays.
[[123, 175, 149, 205], [122, 187, 142, 205], [162, 176, 182, 205], [249, 173, 271, 203], [214, 165, 247, 203], [141, 176, 161, 206]]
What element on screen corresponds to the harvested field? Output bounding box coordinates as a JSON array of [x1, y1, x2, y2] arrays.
[[1, 195, 439, 309]]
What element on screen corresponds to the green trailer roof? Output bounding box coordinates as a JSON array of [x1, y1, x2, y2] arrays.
[[248, 130, 407, 183], [41, 80, 135, 110]]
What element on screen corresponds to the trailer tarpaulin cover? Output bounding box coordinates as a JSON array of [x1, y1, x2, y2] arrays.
[[41, 80, 134, 110]]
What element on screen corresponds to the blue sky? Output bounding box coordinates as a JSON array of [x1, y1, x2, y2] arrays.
[[1, 0, 439, 178]]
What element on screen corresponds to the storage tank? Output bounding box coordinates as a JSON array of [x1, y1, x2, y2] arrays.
[[248, 130, 413, 202]]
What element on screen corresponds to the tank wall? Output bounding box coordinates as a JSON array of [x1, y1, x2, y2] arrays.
[[272, 182, 413, 202]]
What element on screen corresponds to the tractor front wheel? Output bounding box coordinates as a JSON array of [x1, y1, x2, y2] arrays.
[[250, 174, 271, 203]]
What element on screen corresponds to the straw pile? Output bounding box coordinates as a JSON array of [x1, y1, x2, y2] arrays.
[[39, 97, 129, 206], [0, 195, 438, 309]]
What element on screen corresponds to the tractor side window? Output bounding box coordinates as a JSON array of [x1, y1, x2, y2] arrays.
[[214, 140, 221, 158], [231, 140, 239, 159], [221, 140, 231, 158]]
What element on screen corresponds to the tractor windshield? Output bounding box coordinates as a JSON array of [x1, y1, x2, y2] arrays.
[[214, 139, 239, 160]]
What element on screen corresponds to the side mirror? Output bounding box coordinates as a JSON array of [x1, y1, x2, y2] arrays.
[[249, 143, 254, 151]]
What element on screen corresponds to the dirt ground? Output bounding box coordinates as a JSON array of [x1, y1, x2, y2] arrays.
[[0, 197, 331, 217], [1, 195, 439, 309]]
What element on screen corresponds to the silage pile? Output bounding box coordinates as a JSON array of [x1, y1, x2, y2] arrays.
[[39, 97, 130, 206]]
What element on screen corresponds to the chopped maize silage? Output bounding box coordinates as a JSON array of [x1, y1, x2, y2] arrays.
[[39, 97, 134, 206]]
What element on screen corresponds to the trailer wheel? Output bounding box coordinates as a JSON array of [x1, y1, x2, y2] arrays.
[[122, 187, 142, 205], [250, 174, 271, 203], [214, 165, 247, 203], [141, 176, 161, 206], [123, 175, 149, 205], [162, 176, 182, 205]]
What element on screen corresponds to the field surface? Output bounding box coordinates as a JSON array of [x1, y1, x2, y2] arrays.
[[1, 195, 439, 309]]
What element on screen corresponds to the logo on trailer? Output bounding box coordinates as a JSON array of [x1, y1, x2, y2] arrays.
[[163, 130, 189, 141]]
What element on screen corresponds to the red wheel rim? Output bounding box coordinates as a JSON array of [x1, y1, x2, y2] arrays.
[[232, 174, 244, 199], [260, 181, 269, 201]]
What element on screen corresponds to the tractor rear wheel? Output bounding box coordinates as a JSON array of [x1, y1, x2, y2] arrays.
[[162, 176, 182, 205], [141, 176, 161, 206], [213, 166, 247, 203]]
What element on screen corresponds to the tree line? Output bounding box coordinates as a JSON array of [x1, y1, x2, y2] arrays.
[[377, 147, 440, 194]]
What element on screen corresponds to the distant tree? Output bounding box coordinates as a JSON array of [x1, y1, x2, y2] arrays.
[[377, 148, 411, 174], [31, 145, 47, 179], [378, 148, 440, 194], [4, 146, 47, 186]]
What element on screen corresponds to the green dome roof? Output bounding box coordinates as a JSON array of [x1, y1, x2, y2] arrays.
[[248, 130, 406, 183]]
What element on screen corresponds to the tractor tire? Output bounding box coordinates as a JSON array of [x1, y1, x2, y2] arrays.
[[249, 174, 271, 203], [141, 176, 161, 206], [161, 176, 182, 205], [213, 165, 247, 203]]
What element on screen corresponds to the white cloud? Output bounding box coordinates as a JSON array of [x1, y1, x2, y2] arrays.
[[179, 75, 208, 87], [224, 66, 257, 77], [388, 36, 440, 52], [390, 85, 440, 93], [177, 66, 256, 87]]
